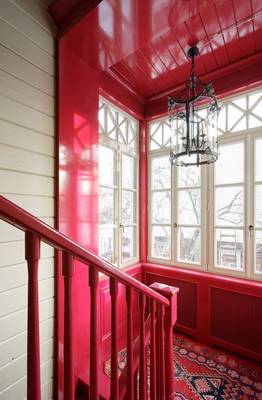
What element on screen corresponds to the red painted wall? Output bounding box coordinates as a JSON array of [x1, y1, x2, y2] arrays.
[[57, 21, 144, 397], [143, 263, 262, 362]]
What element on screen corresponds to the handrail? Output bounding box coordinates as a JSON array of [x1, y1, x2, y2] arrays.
[[0, 195, 168, 306]]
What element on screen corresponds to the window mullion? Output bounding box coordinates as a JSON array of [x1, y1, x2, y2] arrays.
[[117, 147, 122, 268], [172, 164, 177, 264]]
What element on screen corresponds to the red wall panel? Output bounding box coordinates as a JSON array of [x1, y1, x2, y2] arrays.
[[211, 288, 262, 355], [143, 263, 262, 362]]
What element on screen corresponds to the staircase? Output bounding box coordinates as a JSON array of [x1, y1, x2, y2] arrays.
[[0, 195, 179, 400]]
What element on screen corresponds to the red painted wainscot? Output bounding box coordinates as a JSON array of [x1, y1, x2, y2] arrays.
[[142, 263, 262, 363]]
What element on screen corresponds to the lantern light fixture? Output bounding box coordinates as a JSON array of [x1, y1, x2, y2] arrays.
[[168, 46, 220, 167]]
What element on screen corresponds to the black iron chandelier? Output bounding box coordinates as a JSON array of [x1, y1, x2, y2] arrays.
[[168, 46, 220, 167]]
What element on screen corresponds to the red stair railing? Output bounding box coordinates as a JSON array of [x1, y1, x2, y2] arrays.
[[0, 195, 178, 400]]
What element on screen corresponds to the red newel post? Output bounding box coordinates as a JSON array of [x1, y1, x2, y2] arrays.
[[62, 252, 75, 400], [110, 278, 119, 400], [25, 231, 41, 400], [150, 283, 179, 399], [89, 267, 99, 400], [158, 303, 166, 399]]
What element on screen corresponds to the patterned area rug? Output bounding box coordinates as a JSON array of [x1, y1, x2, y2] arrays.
[[104, 333, 262, 399], [173, 334, 262, 399]]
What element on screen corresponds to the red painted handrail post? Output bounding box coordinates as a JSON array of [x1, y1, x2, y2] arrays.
[[62, 252, 75, 400], [139, 293, 147, 400], [89, 267, 99, 400], [126, 286, 134, 400], [150, 299, 157, 400], [25, 231, 41, 400], [110, 278, 119, 400], [158, 303, 166, 399], [150, 283, 179, 398]]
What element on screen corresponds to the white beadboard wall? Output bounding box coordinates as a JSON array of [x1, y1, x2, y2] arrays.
[[0, 1, 56, 399]]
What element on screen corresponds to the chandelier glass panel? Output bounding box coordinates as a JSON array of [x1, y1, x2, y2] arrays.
[[168, 46, 220, 167]]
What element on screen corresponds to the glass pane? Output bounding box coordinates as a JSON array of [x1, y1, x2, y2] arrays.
[[249, 115, 262, 129], [122, 227, 135, 260], [215, 229, 244, 271], [152, 156, 170, 189], [99, 228, 115, 263], [215, 186, 244, 227], [152, 226, 171, 259], [122, 154, 135, 189], [232, 97, 246, 110], [218, 106, 226, 133], [178, 189, 201, 225], [122, 190, 135, 224], [249, 92, 262, 108], [178, 164, 201, 187], [99, 188, 114, 224], [255, 185, 262, 227], [99, 146, 114, 186], [255, 231, 262, 274], [150, 122, 162, 148], [177, 227, 201, 263], [255, 138, 262, 181], [228, 103, 245, 131], [152, 191, 171, 224], [215, 142, 244, 185]]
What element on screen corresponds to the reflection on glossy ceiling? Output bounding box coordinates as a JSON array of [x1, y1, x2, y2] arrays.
[[60, 0, 262, 100]]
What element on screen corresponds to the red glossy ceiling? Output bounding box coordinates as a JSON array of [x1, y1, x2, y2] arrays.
[[57, 0, 262, 101]]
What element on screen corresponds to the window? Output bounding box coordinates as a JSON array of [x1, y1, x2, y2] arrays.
[[98, 98, 138, 268], [213, 142, 245, 272], [148, 89, 262, 280]]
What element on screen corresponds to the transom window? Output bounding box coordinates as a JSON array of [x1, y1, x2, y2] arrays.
[[148, 89, 262, 280], [98, 97, 139, 268]]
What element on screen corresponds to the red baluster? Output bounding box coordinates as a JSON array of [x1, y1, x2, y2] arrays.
[[150, 283, 179, 399], [139, 293, 147, 400], [126, 286, 134, 400], [110, 278, 119, 400], [134, 369, 138, 400], [25, 231, 41, 400], [158, 304, 166, 400], [89, 267, 99, 400], [62, 252, 75, 400], [150, 299, 157, 400]]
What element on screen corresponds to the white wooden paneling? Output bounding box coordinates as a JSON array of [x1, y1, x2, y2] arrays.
[[0, 145, 54, 177], [0, 70, 55, 116], [0, 1, 54, 54], [2, 194, 54, 217], [0, 278, 54, 318], [0, 19, 54, 76], [0, 258, 54, 292], [0, 318, 54, 368], [0, 217, 54, 243], [11, 0, 56, 34], [0, 0, 56, 398], [0, 120, 55, 155], [0, 45, 55, 96], [0, 95, 54, 136], [0, 171, 54, 196], [0, 298, 54, 342], [0, 377, 26, 400], [0, 241, 54, 268]]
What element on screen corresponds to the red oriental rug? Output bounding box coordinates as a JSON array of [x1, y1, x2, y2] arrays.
[[173, 333, 262, 400], [104, 333, 262, 399]]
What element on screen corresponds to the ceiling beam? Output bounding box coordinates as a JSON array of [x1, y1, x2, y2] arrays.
[[49, 0, 102, 36]]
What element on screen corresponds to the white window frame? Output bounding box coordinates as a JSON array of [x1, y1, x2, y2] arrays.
[[148, 88, 262, 281], [98, 97, 139, 269]]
